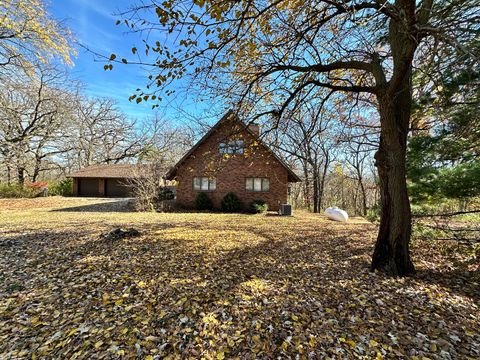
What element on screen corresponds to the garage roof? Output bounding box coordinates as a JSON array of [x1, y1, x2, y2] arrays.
[[68, 164, 139, 179]]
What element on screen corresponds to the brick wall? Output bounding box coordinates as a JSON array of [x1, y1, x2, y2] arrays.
[[175, 117, 289, 211]]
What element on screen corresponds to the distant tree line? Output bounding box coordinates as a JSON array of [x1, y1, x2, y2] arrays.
[[0, 0, 194, 187]]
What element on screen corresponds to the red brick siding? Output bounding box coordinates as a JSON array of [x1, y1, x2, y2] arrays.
[[175, 118, 289, 211]]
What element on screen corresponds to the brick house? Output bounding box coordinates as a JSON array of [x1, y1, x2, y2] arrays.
[[165, 110, 300, 211]]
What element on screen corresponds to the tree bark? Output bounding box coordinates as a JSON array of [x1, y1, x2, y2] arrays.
[[17, 166, 25, 186], [32, 159, 41, 182], [302, 164, 311, 210], [370, 0, 419, 276], [313, 168, 319, 213], [6, 163, 11, 185], [358, 174, 367, 216], [371, 87, 415, 276]]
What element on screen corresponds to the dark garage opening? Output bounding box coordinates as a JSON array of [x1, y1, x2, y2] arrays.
[[105, 179, 131, 197], [78, 179, 100, 197]]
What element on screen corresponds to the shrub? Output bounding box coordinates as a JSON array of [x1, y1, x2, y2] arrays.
[[249, 199, 268, 213], [366, 203, 380, 223], [196, 192, 213, 210], [48, 179, 73, 196], [158, 187, 175, 201], [221, 192, 242, 212], [0, 184, 36, 198]]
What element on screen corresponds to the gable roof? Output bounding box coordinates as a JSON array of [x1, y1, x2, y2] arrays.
[[68, 164, 139, 179], [165, 110, 301, 182]]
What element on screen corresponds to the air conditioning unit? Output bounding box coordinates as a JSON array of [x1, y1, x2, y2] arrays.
[[279, 204, 292, 216]]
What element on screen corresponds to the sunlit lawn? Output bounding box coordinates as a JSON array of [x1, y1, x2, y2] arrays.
[[0, 197, 478, 359]]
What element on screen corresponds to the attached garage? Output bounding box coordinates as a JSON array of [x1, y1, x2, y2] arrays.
[[68, 164, 137, 198]]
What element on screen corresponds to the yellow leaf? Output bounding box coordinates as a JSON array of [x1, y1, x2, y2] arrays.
[[137, 281, 146, 288], [370, 339, 379, 347], [176, 297, 187, 306], [102, 293, 110, 304], [216, 351, 225, 360], [120, 328, 128, 335], [146, 356, 154, 360], [345, 339, 356, 348], [115, 299, 123, 306], [291, 314, 298, 321], [94, 341, 103, 349]]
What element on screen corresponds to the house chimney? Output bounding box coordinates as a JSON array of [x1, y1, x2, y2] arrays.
[[248, 123, 260, 137]]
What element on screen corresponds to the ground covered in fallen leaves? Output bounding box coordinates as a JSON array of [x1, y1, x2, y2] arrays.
[[0, 197, 478, 359]]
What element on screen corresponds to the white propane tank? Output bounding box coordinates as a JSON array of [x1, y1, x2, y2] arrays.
[[325, 206, 349, 222]]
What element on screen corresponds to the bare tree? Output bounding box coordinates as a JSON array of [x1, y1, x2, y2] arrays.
[[128, 117, 195, 211], [270, 103, 339, 212], [344, 142, 375, 216], [0, 65, 73, 184], [69, 97, 144, 169]]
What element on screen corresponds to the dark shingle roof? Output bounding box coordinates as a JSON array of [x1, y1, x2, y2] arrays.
[[68, 164, 139, 179]]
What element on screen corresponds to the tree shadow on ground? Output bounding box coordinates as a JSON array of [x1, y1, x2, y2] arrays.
[[415, 267, 480, 301], [1, 215, 479, 358], [50, 199, 135, 212]]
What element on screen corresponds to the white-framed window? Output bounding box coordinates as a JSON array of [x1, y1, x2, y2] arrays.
[[219, 140, 244, 154], [193, 177, 216, 191], [245, 177, 270, 192]]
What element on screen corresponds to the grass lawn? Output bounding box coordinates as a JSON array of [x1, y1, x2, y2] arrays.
[[0, 197, 478, 359]]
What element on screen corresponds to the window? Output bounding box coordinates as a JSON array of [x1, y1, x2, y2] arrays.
[[193, 177, 216, 191], [219, 140, 244, 154], [246, 177, 270, 192]]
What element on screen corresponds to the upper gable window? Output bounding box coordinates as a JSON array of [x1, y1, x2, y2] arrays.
[[219, 140, 244, 155]]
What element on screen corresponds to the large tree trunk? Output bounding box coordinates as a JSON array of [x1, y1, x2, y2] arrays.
[[17, 166, 25, 186], [6, 163, 11, 185], [358, 174, 367, 216], [312, 168, 319, 213], [371, 0, 419, 276], [371, 83, 415, 276]]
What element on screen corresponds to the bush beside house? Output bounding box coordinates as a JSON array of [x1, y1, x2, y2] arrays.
[[195, 192, 214, 210], [221, 192, 242, 212], [249, 199, 268, 213]]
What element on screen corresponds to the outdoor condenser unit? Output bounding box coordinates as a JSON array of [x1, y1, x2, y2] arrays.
[[280, 204, 292, 216]]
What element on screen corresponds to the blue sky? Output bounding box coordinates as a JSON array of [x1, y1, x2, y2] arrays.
[[49, 0, 212, 125]]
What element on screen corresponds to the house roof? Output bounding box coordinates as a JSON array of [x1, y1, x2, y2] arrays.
[[165, 110, 301, 182], [68, 164, 139, 179]]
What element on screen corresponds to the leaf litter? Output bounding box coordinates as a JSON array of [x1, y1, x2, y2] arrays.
[[0, 197, 478, 359]]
